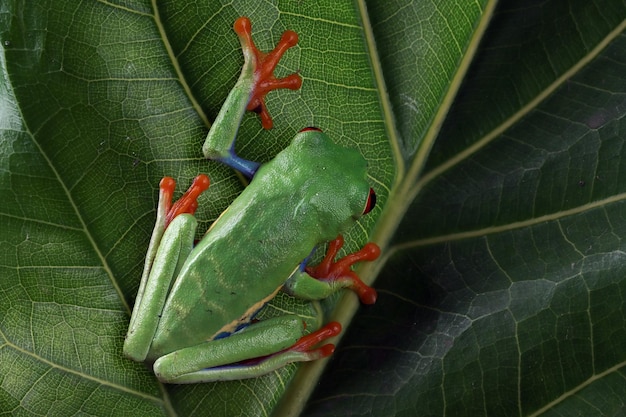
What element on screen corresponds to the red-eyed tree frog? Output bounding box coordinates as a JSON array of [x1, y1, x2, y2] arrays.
[[123, 17, 380, 383]]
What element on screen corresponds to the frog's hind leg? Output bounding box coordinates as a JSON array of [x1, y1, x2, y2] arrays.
[[153, 316, 340, 383]]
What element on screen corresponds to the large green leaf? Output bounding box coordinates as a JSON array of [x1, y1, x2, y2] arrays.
[[2, 1, 626, 416]]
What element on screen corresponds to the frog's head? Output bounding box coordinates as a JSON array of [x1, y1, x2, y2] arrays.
[[288, 127, 377, 239]]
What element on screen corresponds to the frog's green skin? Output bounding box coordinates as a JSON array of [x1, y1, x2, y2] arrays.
[[123, 17, 379, 383]]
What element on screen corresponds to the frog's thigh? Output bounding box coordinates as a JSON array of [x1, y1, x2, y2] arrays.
[[153, 315, 306, 383]]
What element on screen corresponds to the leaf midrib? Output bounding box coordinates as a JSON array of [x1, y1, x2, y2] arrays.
[[370, 1, 499, 253]]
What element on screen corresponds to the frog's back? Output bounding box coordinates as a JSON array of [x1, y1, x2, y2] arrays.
[[150, 132, 371, 357]]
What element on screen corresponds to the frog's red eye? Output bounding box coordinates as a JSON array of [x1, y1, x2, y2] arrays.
[[299, 126, 322, 133], [363, 188, 376, 215]]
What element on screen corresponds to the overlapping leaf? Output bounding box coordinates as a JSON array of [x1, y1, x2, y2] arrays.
[[304, 1, 626, 416]]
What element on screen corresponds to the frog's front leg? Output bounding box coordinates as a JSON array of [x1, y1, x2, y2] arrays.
[[285, 235, 381, 304], [202, 16, 302, 178], [124, 175, 210, 362], [153, 316, 341, 383]]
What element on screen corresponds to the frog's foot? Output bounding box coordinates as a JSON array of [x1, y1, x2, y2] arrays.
[[282, 321, 342, 360], [159, 175, 210, 227], [306, 235, 380, 305], [234, 16, 302, 129], [241, 321, 342, 366]]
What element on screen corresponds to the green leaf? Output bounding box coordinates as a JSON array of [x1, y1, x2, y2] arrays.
[[2, 1, 626, 417]]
